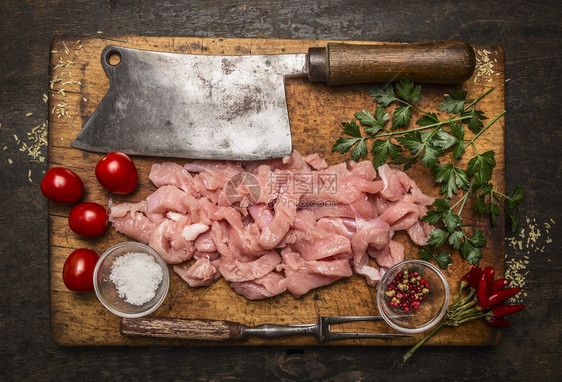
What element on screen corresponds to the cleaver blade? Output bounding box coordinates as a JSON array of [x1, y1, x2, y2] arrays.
[[72, 45, 305, 160], [72, 42, 475, 160]]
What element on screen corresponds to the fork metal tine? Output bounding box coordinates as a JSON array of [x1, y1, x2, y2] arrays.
[[325, 332, 412, 340], [321, 315, 384, 325], [319, 315, 412, 341]]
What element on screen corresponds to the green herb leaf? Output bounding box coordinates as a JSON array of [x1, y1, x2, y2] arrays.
[[468, 229, 487, 247], [368, 85, 398, 107], [479, 183, 494, 195], [332, 137, 361, 154], [434, 164, 470, 198], [453, 142, 466, 160], [350, 138, 368, 161], [448, 230, 463, 249], [489, 201, 500, 225], [392, 106, 412, 129], [508, 185, 526, 210], [356, 106, 390, 136], [431, 129, 457, 150], [418, 245, 434, 261], [375, 104, 389, 123], [420, 144, 442, 169], [454, 167, 470, 189], [461, 241, 483, 265], [468, 150, 496, 185], [354, 110, 378, 126], [341, 120, 362, 138], [438, 91, 467, 114], [450, 122, 466, 159], [422, 209, 443, 225], [475, 193, 486, 213], [397, 132, 423, 154], [396, 131, 442, 168], [508, 212, 520, 234], [416, 113, 439, 126], [434, 198, 451, 212], [371, 139, 401, 168], [450, 122, 465, 139], [390, 155, 418, 170], [427, 228, 449, 248], [434, 251, 453, 269], [443, 211, 462, 232], [396, 77, 422, 103], [461, 108, 487, 133]]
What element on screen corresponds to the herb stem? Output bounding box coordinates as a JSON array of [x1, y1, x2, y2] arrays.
[[464, 87, 495, 111], [403, 321, 445, 362], [455, 312, 489, 325], [396, 98, 425, 114], [376, 116, 470, 138], [412, 103, 432, 117], [449, 289, 477, 316], [491, 191, 510, 216], [466, 110, 506, 148], [457, 180, 474, 216], [492, 189, 509, 199], [450, 179, 474, 214]]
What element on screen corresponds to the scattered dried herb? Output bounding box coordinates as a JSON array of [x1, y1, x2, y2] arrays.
[[473, 49, 499, 83], [332, 77, 525, 268]]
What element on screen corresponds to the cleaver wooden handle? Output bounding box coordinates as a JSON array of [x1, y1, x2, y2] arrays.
[[120, 316, 243, 341], [307, 41, 475, 85]]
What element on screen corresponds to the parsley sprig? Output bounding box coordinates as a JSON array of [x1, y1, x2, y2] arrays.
[[332, 78, 525, 268]]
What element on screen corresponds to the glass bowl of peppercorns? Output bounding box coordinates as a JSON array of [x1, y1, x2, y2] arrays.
[[377, 260, 450, 334]]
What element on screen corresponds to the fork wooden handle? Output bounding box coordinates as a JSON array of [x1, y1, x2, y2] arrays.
[[308, 41, 475, 85], [120, 316, 243, 341]]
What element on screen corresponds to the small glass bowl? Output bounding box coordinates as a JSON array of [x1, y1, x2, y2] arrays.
[[377, 260, 450, 334], [93, 242, 170, 318]]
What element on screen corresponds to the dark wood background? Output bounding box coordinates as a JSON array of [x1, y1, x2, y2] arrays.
[[1, 1, 560, 380]]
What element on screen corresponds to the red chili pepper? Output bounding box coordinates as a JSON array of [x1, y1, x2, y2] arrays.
[[492, 278, 510, 292], [461, 266, 482, 289], [484, 267, 495, 295], [492, 304, 525, 317], [466, 266, 482, 289], [487, 317, 511, 328], [477, 274, 489, 309], [488, 288, 520, 308], [476, 267, 494, 309]]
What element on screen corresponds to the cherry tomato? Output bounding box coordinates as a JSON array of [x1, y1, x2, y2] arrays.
[[95, 152, 138, 195], [40, 167, 84, 204], [68, 202, 108, 238], [63, 248, 100, 291]]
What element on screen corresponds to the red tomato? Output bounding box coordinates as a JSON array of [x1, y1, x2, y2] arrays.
[[68, 202, 108, 238], [95, 152, 138, 195], [63, 248, 100, 291], [40, 167, 84, 204]]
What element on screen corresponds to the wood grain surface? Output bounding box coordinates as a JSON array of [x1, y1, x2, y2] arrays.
[[3, 1, 561, 381], [47, 36, 505, 346]]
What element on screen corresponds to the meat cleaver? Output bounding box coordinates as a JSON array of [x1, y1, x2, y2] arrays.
[[72, 41, 475, 160]]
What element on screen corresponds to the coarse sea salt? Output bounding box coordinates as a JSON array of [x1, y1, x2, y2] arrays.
[[109, 252, 163, 306]]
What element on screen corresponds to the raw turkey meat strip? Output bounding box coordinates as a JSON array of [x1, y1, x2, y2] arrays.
[[108, 151, 434, 299]]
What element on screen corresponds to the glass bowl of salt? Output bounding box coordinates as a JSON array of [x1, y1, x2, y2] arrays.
[[93, 242, 170, 318]]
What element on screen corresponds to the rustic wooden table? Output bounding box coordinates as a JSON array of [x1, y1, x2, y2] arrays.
[[1, 1, 560, 380]]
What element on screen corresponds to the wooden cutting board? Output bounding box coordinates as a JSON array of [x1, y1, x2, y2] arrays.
[[48, 36, 505, 346]]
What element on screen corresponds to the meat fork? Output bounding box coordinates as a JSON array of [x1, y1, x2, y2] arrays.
[[120, 315, 412, 341]]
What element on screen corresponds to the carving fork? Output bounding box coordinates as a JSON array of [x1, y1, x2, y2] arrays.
[[121, 315, 412, 342]]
